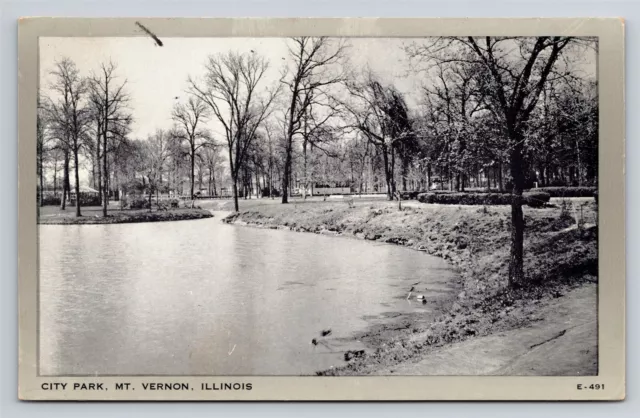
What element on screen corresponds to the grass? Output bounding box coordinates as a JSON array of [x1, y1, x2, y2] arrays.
[[221, 197, 598, 375], [38, 205, 213, 225]]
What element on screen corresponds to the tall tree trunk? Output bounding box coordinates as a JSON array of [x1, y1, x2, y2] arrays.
[[269, 162, 273, 199], [508, 132, 525, 288], [208, 169, 213, 196], [190, 143, 196, 199], [212, 170, 217, 197], [53, 159, 58, 196], [382, 146, 392, 200], [38, 151, 44, 207], [228, 146, 239, 211], [282, 143, 292, 204], [102, 132, 108, 216], [97, 139, 102, 205], [61, 150, 69, 210], [282, 77, 302, 204], [73, 144, 81, 217], [390, 147, 397, 198], [302, 140, 308, 200]]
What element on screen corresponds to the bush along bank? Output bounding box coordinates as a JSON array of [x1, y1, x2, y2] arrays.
[[417, 191, 551, 207], [224, 201, 597, 375], [528, 186, 596, 198]]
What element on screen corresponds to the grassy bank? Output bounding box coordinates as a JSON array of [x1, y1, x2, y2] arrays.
[[38, 205, 214, 225], [223, 198, 598, 375]]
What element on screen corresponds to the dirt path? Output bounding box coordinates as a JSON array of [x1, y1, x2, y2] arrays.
[[373, 283, 597, 376]]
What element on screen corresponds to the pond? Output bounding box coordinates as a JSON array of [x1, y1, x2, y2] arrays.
[[38, 212, 457, 376]]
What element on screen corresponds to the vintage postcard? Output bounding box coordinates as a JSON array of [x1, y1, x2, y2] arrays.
[[18, 18, 625, 401]]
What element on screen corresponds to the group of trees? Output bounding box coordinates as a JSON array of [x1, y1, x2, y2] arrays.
[[37, 60, 227, 215], [38, 59, 132, 217], [38, 36, 597, 288]]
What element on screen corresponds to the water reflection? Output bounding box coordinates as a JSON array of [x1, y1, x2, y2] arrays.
[[38, 214, 456, 376]]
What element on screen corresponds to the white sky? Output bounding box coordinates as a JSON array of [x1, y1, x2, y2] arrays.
[[39, 37, 422, 140]]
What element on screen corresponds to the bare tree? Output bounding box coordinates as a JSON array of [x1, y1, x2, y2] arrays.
[[280, 37, 348, 203], [136, 130, 172, 209], [36, 94, 49, 208], [421, 55, 488, 191], [45, 58, 91, 217], [407, 36, 576, 287], [188, 51, 279, 212], [88, 61, 132, 217], [172, 96, 212, 200], [200, 145, 223, 197]]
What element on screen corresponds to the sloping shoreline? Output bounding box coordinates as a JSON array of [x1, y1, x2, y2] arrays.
[[223, 200, 598, 376]]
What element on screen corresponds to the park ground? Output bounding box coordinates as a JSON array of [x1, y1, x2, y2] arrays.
[[37, 204, 213, 225], [210, 195, 598, 376]]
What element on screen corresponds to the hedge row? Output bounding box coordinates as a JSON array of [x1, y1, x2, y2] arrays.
[[417, 191, 551, 207], [39, 195, 61, 206], [528, 186, 597, 198], [39, 195, 102, 206], [72, 194, 101, 206]]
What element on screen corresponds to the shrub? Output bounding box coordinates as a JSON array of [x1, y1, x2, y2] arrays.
[[128, 197, 151, 210], [262, 187, 281, 197], [528, 186, 597, 198], [40, 194, 61, 206], [170, 199, 180, 208], [417, 192, 512, 205], [417, 191, 550, 207], [77, 194, 101, 206], [399, 191, 420, 200], [523, 191, 551, 208]]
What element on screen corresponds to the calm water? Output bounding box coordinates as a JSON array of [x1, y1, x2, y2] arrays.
[[38, 212, 457, 376]]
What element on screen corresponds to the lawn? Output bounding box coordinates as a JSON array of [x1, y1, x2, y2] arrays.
[[38, 204, 213, 225]]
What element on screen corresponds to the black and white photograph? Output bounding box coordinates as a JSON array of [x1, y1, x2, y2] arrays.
[[33, 33, 601, 379]]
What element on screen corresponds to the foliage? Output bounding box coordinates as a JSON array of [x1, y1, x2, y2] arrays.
[[399, 191, 420, 200], [524, 192, 551, 208], [418, 192, 550, 207], [128, 197, 151, 210], [529, 186, 597, 198], [74, 194, 102, 207], [262, 187, 281, 198], [40, 194, 62, 206]]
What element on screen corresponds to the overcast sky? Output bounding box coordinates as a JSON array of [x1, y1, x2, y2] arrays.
[[39, 37, 425, 141], [40, 37, 596, 140]]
